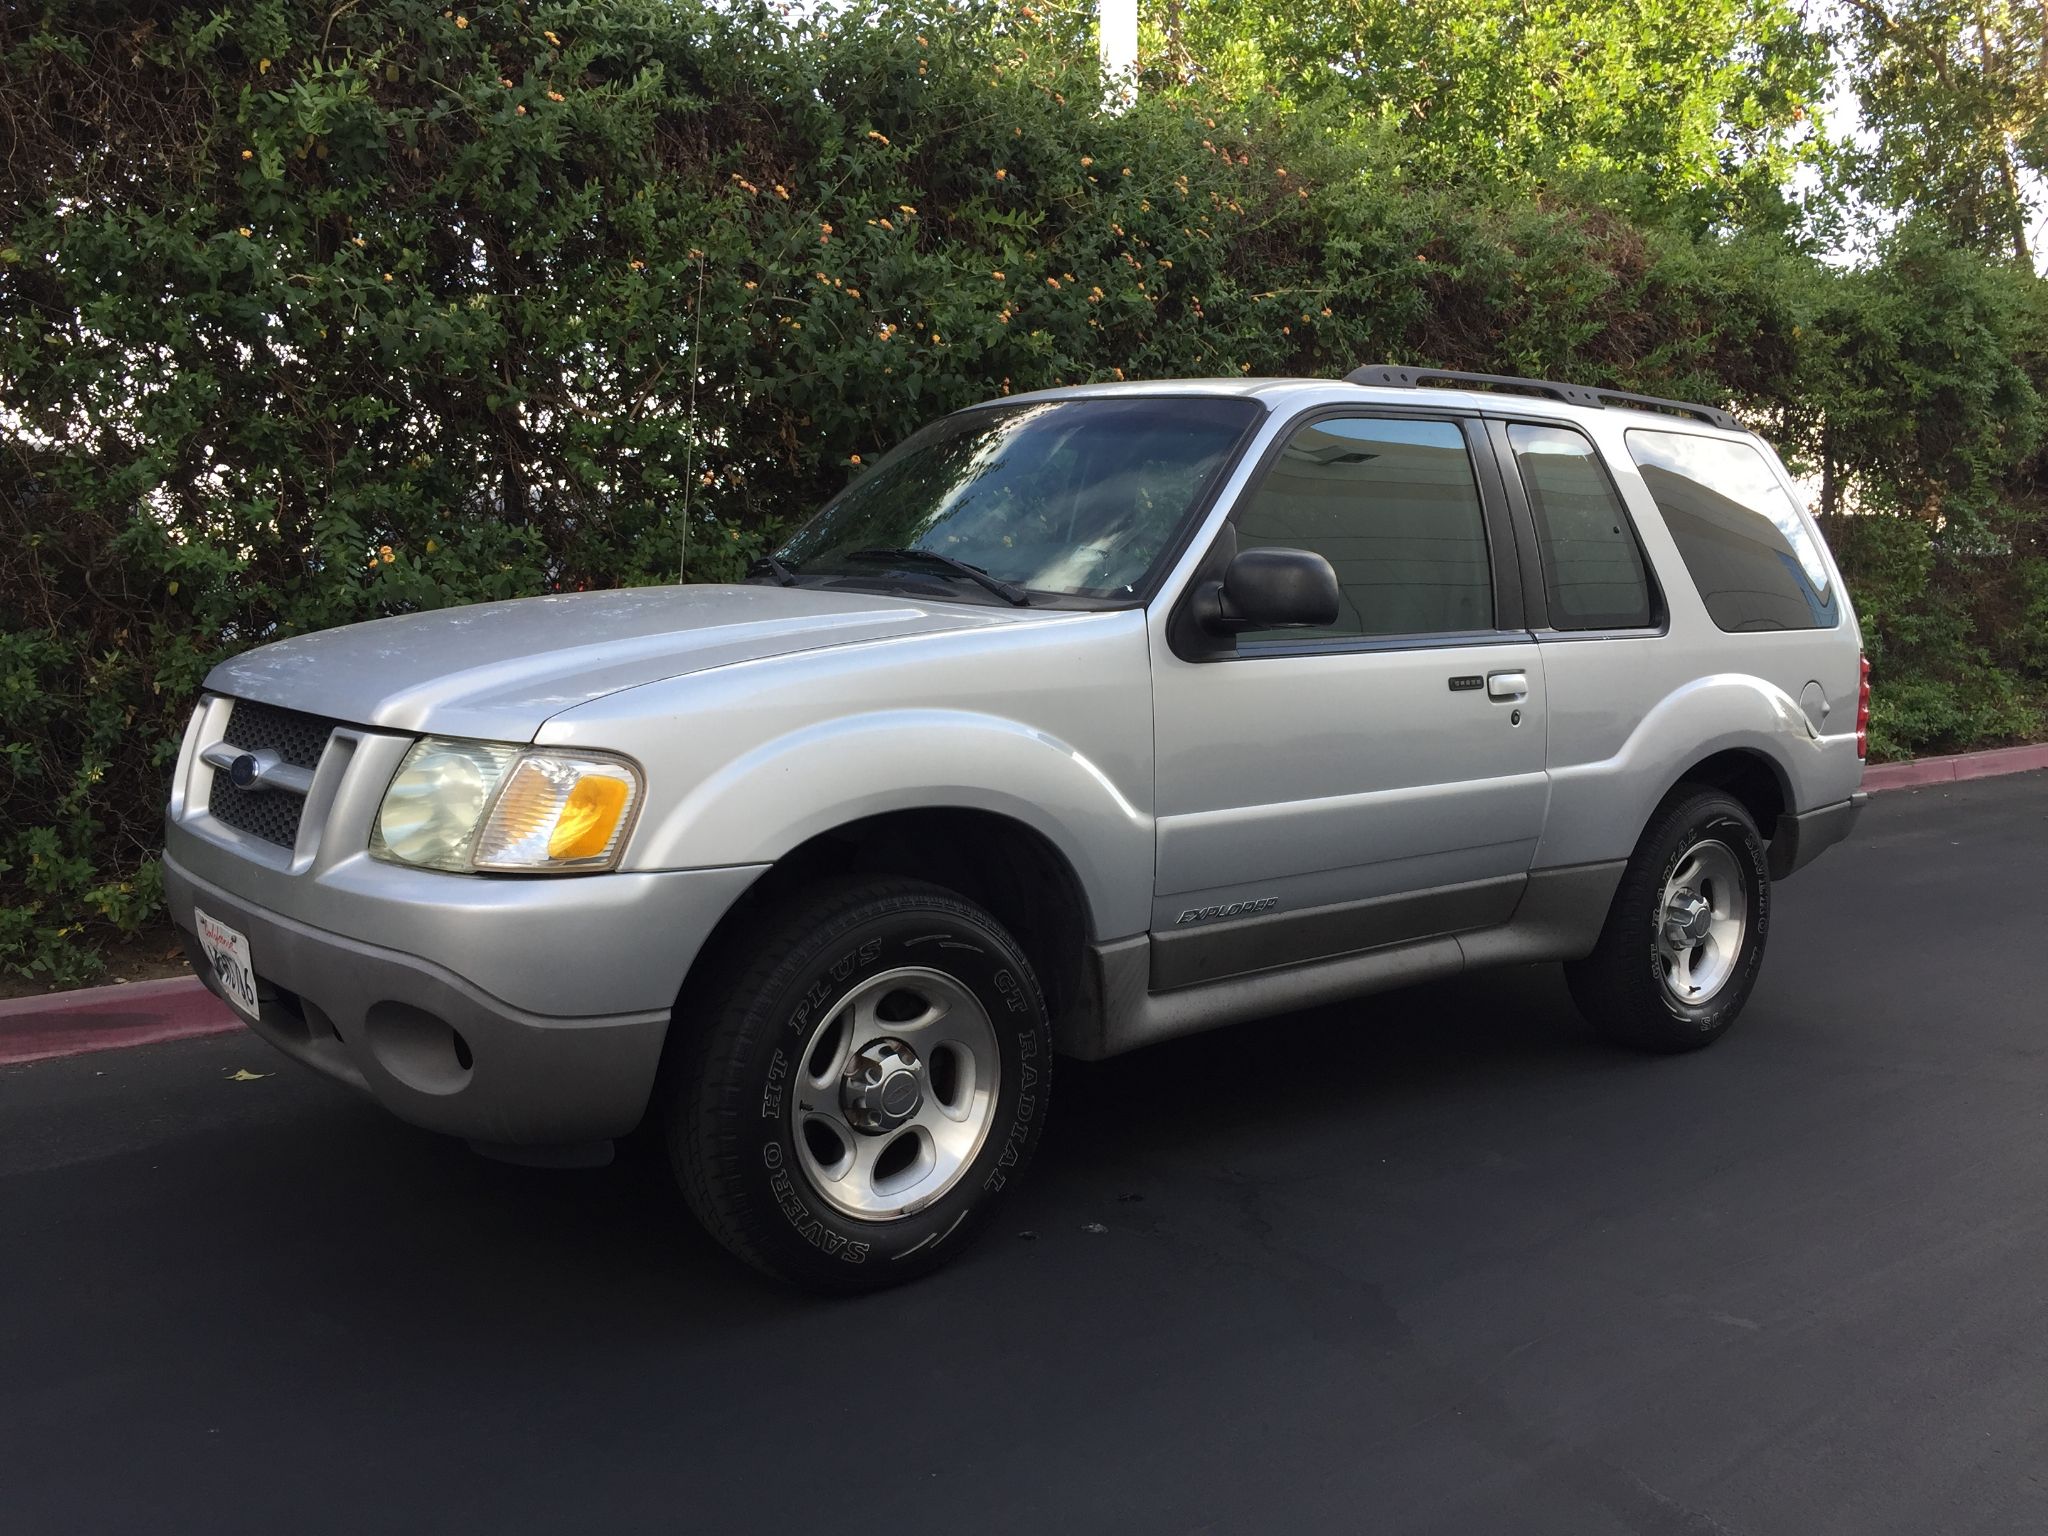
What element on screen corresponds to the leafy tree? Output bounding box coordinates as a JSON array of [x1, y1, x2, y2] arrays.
[[1147, 0, 1838, 234], [1842, 0, 2046, 263]]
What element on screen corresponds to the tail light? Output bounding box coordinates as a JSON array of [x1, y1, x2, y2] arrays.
[[1855, 653, 1871, 760]]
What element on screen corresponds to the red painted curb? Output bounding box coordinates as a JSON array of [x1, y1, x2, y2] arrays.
[[0, 976, 240, 1068], [1863, 743, 2048, 793]]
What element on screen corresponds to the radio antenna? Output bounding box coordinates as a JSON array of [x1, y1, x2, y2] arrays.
[[679, 250, 707, 583]]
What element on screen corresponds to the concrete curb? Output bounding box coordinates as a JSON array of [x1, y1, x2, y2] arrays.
[[4, 743, 2043, 1065], [1862, 743, 2048, 793], [0, 975, 237, 1068]]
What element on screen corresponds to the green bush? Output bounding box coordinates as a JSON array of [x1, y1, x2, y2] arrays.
[[2, 0, 2044, 980]]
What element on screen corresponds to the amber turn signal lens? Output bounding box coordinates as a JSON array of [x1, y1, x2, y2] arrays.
[[548, 774, 631, 860], [471, 751, 642, 871]]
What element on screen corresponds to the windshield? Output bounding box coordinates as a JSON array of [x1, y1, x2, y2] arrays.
[[776, 396, 1261, 600]]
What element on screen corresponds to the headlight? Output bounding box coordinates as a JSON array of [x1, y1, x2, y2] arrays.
[[371, 738, 642, 874]]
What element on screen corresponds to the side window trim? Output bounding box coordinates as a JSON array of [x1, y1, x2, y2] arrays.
[[1484, 415, 1667, 637], [1167, 404, 1528, 662]]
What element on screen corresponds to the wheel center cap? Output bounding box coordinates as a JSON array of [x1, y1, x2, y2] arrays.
[[841, 1038, 923, 1134], [1664, 889, 1712, 946]]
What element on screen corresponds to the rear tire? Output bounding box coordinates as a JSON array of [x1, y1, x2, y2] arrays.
[[667, 877, 1051, 1292], [1566, 786, 1771, 1054]]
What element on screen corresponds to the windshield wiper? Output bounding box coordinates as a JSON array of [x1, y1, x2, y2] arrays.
[[843, 548, 1031, 606], [746, 553, 802, 587]]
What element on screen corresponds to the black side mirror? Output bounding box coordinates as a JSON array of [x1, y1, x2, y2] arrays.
[[1194, 547, 1340, 635]]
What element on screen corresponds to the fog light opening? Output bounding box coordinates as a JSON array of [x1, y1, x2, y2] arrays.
[[363, 1002, 476, 1095]]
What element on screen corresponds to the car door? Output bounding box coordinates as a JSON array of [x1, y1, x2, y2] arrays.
[[1147, 408, 1549, 990]]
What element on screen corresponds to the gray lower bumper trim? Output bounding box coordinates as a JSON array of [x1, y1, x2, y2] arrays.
[[166, 854, 672, 1146], [1769, 791, 1867, 880]]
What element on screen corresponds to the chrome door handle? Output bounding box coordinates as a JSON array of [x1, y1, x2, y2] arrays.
[[1486, 671, 1528, 700]]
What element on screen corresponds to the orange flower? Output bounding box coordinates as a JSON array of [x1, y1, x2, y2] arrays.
[[382, 272, 394, 281], [1046, 276, 1060, 289], [1081, 155, 1093, 167], [850, 454, 863, 465], [628, 259, 645, 271], [992, 270, 1005, 281], [515, 104, 526, 115], [546, 90, 565, 102], [240, 149, 253, 160], [867, 130, 890, 145], [743, 280, 757, 290], [544, 29, 561, 44], [995, 168, 1007, 180], [237, 227, 252, 238], [454, 14, 467, 27], [878, 217, 894, 230], [774, 184, 790, 199]]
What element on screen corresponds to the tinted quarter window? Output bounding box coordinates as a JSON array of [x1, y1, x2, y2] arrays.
[[1626, 429, 1838, 632], [1233, 417, 1492, 640], [1508, 423, 1654, 630]]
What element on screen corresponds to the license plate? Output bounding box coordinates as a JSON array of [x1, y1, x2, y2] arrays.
[[194, 907, 261, 1023]]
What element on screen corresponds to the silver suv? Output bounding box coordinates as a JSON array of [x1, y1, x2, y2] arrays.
[[164, 366, 1868, 1289]]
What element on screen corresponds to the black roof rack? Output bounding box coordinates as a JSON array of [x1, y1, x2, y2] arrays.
[[1344, 363, 1740, 432]]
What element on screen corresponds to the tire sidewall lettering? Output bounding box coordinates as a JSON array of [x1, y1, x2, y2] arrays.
[[1649, 810, 1767, 1028], [753, 908, 1047, 1269]]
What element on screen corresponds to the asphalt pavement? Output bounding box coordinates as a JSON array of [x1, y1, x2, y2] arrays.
[[6, 773, 2047, 1535]]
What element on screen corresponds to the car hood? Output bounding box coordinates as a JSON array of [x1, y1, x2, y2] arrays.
[[203, 584, 1035, 741]]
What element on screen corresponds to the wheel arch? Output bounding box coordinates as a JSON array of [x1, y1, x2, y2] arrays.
[[1536, 673, 1824, 869], [668, 806, 1096, 1050], [1670, 747, 1790, 837]]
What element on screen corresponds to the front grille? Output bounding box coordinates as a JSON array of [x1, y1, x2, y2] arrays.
[[210, 776, 308, 846], [207, 699, 339, 849], [219, 699, 333, 771]]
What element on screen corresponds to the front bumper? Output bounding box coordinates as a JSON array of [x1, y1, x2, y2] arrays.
[[164, 827, 765, 1146], [1769, 790, 1868, 879]]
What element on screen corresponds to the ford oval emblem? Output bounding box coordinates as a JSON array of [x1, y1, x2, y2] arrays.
[[228, 752, 262, 789]]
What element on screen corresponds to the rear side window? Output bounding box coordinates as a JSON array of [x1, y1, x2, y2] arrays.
[[1506, 423, 1654, 630], [1232, 416, 1492, 640], [1626, 430, 1837, 632]]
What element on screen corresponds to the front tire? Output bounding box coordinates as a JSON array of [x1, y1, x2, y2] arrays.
[[1566, 786, 1771, 1054], [667, 877, 1051, 1292]]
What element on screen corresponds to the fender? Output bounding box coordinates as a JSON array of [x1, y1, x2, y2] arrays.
[[588, 708, 1151, 941], [651, 709, 1148, 937], [1537, 671, 1855, 868], [532, 609, 1159, 940]]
